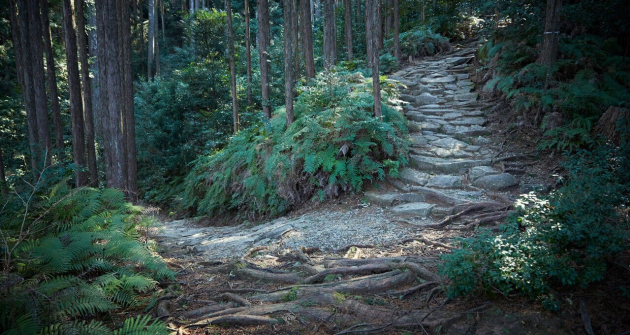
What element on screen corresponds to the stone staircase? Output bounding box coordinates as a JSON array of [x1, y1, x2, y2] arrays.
[[365, 43, 520, 224]]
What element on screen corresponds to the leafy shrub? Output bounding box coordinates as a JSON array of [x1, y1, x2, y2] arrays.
[[0, 181, 173, 333], [440, 143, 630, 308], [181, 71, 408, 218], [379, 53, 399, 73], [387, 27, 451, 59]]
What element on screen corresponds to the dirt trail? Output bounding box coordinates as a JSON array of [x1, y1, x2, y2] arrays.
[[152, 42, 567, 334]]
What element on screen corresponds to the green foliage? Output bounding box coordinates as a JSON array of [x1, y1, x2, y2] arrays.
[[440, 144, 630, 308], [390, 27, 451, 59], [379, 53, 399, 74], [181, 71, 408, 218], [0, 181, 173, 333]]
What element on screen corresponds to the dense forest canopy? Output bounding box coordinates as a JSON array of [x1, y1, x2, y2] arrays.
[[0, 0, 628, 333]]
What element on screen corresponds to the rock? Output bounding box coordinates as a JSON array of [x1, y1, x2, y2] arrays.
[[418, 108, 459, 115], [390, 202, 435, 217], [410, 155, 492, 174], [474, 173, 518, 190], [364, 192, 397, 206], [400, 94, 417, 102], [409, 135, 428, 146], [397, 193, 426, 203], [431, 147, 473, 158], [419, 122, 441, 132], [399, 168, 430, 186], [472, 136, 491, 145], [443, 112, 464, 120], [415, 92, 439, 105], [406, 112, 427, 122], [420, 75, 456, 84], [431, 137, 469, 150], [450, 117, 486, 126], [454, 92, 479, 102], [426, 175, 463, 188], [469, 166, 498, 181], [408, 121, 422, 132]]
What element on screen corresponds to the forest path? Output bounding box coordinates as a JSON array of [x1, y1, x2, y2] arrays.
[[153, 43, 564, 334]]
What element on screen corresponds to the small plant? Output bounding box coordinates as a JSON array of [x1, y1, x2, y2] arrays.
[[282, 287, 299, 302], [440, 143, 630, 309]]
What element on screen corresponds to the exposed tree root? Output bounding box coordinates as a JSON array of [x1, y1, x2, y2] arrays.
[[389, 281, 439, 299]]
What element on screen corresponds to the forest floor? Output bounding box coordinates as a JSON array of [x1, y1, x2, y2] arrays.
[[147, 41, 628, 334]]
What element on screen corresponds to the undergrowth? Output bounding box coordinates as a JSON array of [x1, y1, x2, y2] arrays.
[[440, 140, 630, 310], [0, 179, 174, 334], [181, 70, 409, 218], [386, 27, 451, 60]]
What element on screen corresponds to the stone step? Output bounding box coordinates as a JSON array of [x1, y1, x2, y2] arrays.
[[390, 202, 435, 217], [410, 154, 492, 174]]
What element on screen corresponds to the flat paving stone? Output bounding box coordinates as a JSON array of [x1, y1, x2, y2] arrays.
[[420, 75, 456, 84], [399, 168, 430, 186], [364, 192, 398, 206], [431, 137, 469, 150], [469, 166, 499, 181], [474, 173, 518, 190], [450, 117, 486, 126], [410, 155, 492, 174], [426, 175, 463, 188], [390, 202, 435, 217], [415, 92, 440, 105], [406, 112, 427, 122], [409, 134, 429, 146]]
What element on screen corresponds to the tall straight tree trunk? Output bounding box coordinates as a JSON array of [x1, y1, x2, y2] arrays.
[[88, 7, 102, 142], [377, 0, 383, 48], [75, 0, 98, 187], [538, 0, 562, 66], [62, 0, 88, 187], [393, 0, 400, 61], [27, 0, 52, 166], [366, 0, 381, 118], [284, 0, 296, 126], [421, 0, 426, 25], [96, 0, 127, 190], [258, 0, 271, 118], [148, 0, 156, 80], [0, 147, 7, 194], [29, 0, 52, 165], [120, 0, 138, 200], [300, 0, 315, 78], [323, 0, 336, 69], [344, 0, 352, 61], [365, 0, 372, 67], [40, 0, 64, 156], [226, 0, 238, 132], [245, 0, 253, 105], [15, 1, 40, 172]]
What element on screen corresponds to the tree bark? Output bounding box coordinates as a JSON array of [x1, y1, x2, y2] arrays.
[[365, 0, 372, 67], [344, 0, 352, 61], [258, 0, 271, 119], [323, 0, 336, 69], [538, 0, 562, 66], [284, 0, 296, 126], [300, 0, 315, 78], [245, 0, 253, 105], [62, 0, 88, 187], [226, 0, 239, 132], [366, 0, 381, 118], [0, 147, 7, 194], [75, 0, 98, 187], [96, 0, 127, 190], [393, 0, 400, 62], [13, 0, 39, 173], [40, 0, 64, 156], [120, 0, 138, 200], [148, 0, 156, 80]]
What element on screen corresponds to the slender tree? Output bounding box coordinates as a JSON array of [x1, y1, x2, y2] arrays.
[[258, 0, 271, 118], [148, 0, 156, 80], [40, 0, 64, 155], [538, 0, 562, 66], [366, 0, 382, 118], [96, 0, 135, 193], [226, 0, 238, 132], [323, 0, 336, 69], [0, 148, 6, 194], [121, 0, 138, 200], [393, 0, 400, 62], [245, 0, 253, 105], [62, 0, 88, 187], [344, 0, 352, 61], [284, 0, 296, 126], [75, 0, 98, 186], [300, 0, 315, 78]]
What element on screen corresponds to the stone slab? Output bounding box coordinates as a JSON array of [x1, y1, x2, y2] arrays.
[[390, 202, 435, 217], [474, 173, 518, 190], [426, 175, 463, 188]]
